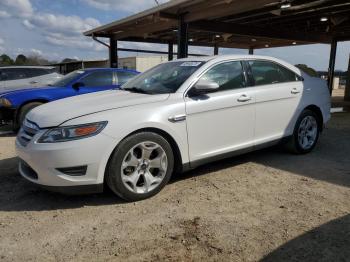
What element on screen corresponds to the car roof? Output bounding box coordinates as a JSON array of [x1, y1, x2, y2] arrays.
[[0, 66, 55, 69], [172, 54, 300, 75], [172, 54, 284, 63], [83, 68, 139, 73]]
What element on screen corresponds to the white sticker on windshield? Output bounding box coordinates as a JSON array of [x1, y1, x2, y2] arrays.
[[180, 62, 201, 67]]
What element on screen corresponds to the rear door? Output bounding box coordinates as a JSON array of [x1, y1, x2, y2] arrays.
[[245, 60, 303, 145], [185, 60, 256, 162]]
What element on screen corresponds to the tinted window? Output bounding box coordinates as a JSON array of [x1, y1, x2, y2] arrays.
[[0, 70, 5, 81], [0, 68, 29, 81], [199, 61, 245, 91], [24, 68, 51, 78], [117, 71, 137, 85], [80, 71, 113, 87], [248, 60, 299, 86]]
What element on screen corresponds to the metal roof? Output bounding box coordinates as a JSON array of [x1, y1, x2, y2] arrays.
[[84, 0, 350, 49]]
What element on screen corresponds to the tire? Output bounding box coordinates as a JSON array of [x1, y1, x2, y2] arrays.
[[14, 102, 43, 131], [286, 109, 320, 154], [106, 132, 174, 201]]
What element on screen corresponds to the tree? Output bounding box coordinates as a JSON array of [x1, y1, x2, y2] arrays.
[[0, 54, 14, 66], [61, 58, 78, 63], [15, 54, 27, 65]]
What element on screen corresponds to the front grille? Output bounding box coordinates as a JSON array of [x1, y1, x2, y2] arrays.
[[19, 160, 38, 180], [17, 119, 40, 147]]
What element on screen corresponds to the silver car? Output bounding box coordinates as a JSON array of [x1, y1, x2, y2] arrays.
[[0, 66, 62, 92]]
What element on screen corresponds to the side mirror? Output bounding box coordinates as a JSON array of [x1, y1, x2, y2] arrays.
[[72, 82, 84, 90], [192, 79, 220, 94]]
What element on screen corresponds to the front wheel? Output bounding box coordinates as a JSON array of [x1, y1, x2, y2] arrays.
[[106, 132, 174, 201], [14, 102, 43, 131], [287, 109, 320, 154]]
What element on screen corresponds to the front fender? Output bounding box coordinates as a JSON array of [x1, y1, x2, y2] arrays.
[[62, 99, 189, 165]]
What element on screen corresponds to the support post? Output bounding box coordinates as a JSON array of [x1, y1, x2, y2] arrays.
[[109, 38, 118, 68], [328, 39, 337, 94], [345, 54, 350, 101], [177, 16, 188, 59], [168, 42, 174, 61], [249, 47, 254, 55], [214, 44, 219, 55]]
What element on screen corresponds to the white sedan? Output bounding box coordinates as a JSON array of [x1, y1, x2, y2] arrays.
[[16, 55, 331, 201]]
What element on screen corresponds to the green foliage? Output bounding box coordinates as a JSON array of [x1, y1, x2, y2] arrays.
[[0, 54, 14, 65], [295, 64, 318, 77], [15, 54, 27, 65], [0, 53, 58, 66]]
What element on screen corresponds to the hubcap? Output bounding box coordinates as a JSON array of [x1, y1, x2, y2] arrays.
[[298, 115, 318, 150], [121, 141, 168, 194]]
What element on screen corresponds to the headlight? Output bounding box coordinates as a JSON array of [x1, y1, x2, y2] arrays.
[[38, 121, 107, 143], [0, 98, 12, 107]]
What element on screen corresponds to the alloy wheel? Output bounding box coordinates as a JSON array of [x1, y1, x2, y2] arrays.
[[121, 141, 168, 194], [297, 115, 318, 150]]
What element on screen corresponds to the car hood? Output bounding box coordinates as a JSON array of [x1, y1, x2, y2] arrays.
[[27, 90, 170, 128], [0, 86, 55, 97]]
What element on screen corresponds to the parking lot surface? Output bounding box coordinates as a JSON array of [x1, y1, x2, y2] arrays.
[[0, 113, 349, 261]]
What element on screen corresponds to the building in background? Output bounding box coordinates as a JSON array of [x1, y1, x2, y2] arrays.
[[52, 56, 168, 74], [117, 56, 168, 72]]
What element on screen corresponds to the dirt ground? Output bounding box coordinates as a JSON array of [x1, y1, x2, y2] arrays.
[[0, 113, 349, 262]]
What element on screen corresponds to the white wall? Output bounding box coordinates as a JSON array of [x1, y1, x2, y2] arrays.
[[118, 56, 168, 72]]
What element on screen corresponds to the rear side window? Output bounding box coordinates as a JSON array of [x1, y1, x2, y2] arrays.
[[199, 61, 245, 91], [24, 68, 52, 78], [0, 68, 28, 81], [117, 71, 137, 85], [80, 71, 113, 87], [248, 60, 299, 86]]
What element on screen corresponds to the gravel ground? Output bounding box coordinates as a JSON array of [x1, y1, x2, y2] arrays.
[[0, 113, 349, 262]]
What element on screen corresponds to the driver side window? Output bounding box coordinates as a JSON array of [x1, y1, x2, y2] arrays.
[[80, 71, 113, 87], [199, 61, 245, 92]]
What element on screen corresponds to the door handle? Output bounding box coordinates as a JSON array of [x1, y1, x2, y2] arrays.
[[291, 88, 300, 94], [30, 81, 38, 84], [237, 94, 252, 102]]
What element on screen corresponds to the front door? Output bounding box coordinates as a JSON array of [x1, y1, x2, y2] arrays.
[[76, 70, 115, 95], [185, 60, 256, 162]]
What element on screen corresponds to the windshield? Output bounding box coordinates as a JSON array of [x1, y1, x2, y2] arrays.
[[51, 70, 85, 87], [122, 61, 205, 94]]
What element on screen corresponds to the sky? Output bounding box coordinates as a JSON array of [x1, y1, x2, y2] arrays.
[[0, 0, 349, 71]]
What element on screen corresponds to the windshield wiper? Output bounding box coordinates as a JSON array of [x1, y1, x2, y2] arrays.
[[122, 87, 149, 94]]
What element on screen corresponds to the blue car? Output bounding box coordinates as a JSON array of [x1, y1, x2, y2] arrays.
[[0, 68, 139, 129]]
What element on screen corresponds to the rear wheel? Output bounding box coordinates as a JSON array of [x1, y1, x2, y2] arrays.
[[14, 102, 43, 131], [287, 109, 320, 154], [106, 132, 174, 201]]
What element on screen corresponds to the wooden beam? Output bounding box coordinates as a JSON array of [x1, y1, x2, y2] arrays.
[[328, 38, 337, 93], [190, 20, 332, 43], [111, 20, 177, 40], [109, 38, 118, 68], [184, 0, 277, 23]]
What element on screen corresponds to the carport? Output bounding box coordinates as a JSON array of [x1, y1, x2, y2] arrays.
[[84, 0, 350, 96]]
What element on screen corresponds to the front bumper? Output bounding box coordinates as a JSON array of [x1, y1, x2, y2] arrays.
[[16, 129, 119, 194]]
